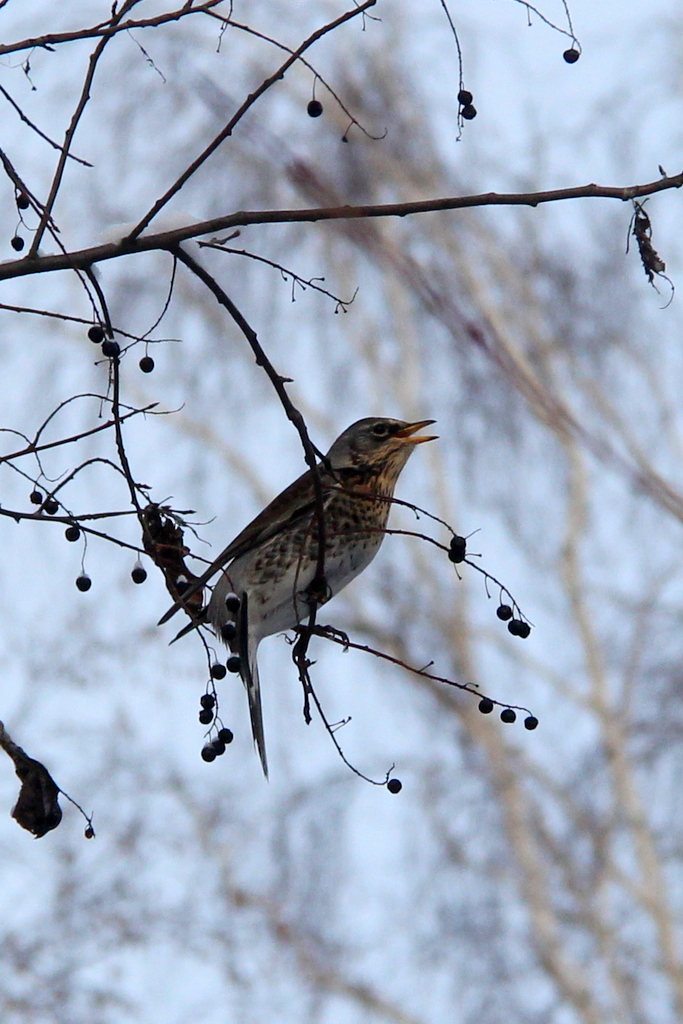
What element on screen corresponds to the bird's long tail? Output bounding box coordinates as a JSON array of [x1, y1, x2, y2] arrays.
[[236, 592, 268, 778]]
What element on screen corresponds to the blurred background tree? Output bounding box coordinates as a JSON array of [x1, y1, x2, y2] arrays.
[[1, 2, 683, 1022]]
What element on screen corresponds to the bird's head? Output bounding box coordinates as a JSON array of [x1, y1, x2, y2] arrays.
[[326, 417, 437, 482]]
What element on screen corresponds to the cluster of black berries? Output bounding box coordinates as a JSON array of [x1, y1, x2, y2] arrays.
[[201, 728, 234, 762], [448, 534, 467, 564], [30, 488, 59, 516], [447, 536, 532, 638], [11, 191, 30, 251], [87, 325, 155, 371], [198, 694, 234, 761], [74, 561, 145, 592], [88, 324, 120, 359], [59, 499, 147, 587], [496, 603, 531, 638], [458, 88, 477, 121], [199, 692, 216, 725], [478, 697, 538, 730]]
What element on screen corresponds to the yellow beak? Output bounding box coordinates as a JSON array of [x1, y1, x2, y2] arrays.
[[395, 419, 438, 444]]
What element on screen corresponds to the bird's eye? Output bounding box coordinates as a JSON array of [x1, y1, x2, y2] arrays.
[[371, 422, 390, 437]]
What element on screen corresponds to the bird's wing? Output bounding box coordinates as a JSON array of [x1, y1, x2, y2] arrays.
[[158, 466, 326, 626]]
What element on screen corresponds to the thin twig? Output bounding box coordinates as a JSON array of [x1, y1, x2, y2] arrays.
[[205, 12, 385, 142], [306, 625, 534, 715], [28, 0, 143, 258], [0, 0, 225, 57], [124, 0, 378, 240], [142, 253, 178, 338], [293, 654, 394, 785], [0, 85, 92, 165], [198, 241, 356, 310], [507, 0, 578, 43], [0, 399, 157, 465]]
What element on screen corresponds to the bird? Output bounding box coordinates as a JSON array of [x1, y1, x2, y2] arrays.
[[159, 416, 436, 776]]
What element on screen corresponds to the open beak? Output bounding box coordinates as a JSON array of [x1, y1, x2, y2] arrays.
[[395, 419, 438, 445]]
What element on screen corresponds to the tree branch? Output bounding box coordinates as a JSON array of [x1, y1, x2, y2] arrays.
[[1, 171, 680, 283]]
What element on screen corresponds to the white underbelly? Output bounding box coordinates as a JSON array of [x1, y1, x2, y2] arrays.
[[209, 534, 383, 640]]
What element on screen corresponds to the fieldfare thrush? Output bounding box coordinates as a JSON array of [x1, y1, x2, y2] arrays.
[[159, 417, 436, 775]]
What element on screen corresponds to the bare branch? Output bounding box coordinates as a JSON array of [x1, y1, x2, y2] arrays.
[[198, 240, 356, 310], [0, 171, 680, 283], [169, 246, 329, 631], [0, 84, 92, 165], [0, 0, 226, 57]]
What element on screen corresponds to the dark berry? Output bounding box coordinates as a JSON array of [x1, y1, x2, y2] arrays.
[[387, 778, 403, 794], [200, 693, 216, 710], [508, 619, 522, 636], [11, 235, 24, 251], [201, 744, 217, 762], [563, 47, 580, 63], [131, 565, 147, 584], [84, 825, 95, 839], [524, 715, 539, 731], [478, 697, 494, 714], [210, 663, 227, 680], [448, 535, 467, 563], [175, 575, 189, 594], [226, 655, 241, 674], [88, 325, 105, 344], [225, 592, 240, 613], [139, 356, 154, 373], [307, 99, 323, 118], [16, 193, 29, 211], [65, 525, 81, 542], [44, 498, 59, 515], [496, 604, 513, 621], [221, 622, 237, 642], [457, 89, 473, 105], [76, 574, 92, 592], [211, 738, 226, 756], [517, 621, 531, 639], [199, 708, 214, 725], [101, 339, 120, 358], [30, 489, 43, 505], [500, 708, 516, 724], [461, 104, 477, 120], [217, 727, 233, 744]]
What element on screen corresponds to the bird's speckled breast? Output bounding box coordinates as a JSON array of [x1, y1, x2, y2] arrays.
[[209, 488, 390, 640]]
